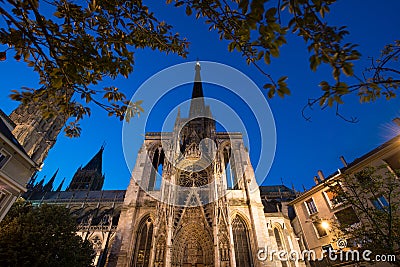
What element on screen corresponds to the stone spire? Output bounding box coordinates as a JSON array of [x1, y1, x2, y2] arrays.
[[82, 145, 104, 175], [189, 61, 206, 118], [66, 146, 105, 191]]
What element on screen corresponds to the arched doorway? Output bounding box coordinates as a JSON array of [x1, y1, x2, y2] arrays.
[[172, 224, 213, 267], [183, 238, 204, 266]]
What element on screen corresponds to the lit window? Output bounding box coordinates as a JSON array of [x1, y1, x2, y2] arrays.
[[371, 195, 389, 210], [305, 198, 318, 215], [313, 221, 328, 238], [324, 185, 345, 208]]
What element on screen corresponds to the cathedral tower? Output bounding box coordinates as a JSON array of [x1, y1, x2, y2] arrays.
[[109, 62, 279, 267], [9, 102, 66, 165]]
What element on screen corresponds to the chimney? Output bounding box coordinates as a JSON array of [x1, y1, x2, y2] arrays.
[[317, 170, 325, 181], [314, 176, 320, 185], [340, 156, 348, 167]]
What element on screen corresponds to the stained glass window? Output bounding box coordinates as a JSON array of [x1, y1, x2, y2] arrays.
[[232, 216, 252, 267], [133, 217, 153, 267]]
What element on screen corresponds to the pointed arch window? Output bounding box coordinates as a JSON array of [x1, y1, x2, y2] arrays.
[[232, 216, 252, 267], [149, 147, 164, 191], [223, 146, 238, 190], [274, 228, 288, 267], [133, 217, 153, 267]]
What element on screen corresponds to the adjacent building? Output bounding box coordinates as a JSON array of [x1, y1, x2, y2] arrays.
[[0, 110, 37, 221], [289, 134, 400, 266]]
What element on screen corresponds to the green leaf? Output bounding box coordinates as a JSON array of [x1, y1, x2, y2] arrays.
[[270, 47, 279, 58], [342, 63, 354, 76], [263, 83, 274, 89], [53, 77, 63, 89], [319, 81, 330, 91], [264, 52, 271, 64], [278, 76, 288, 83], [279, 85, 290, 96], [267, 88, 275, 98], [310, 55, 320, 71], [239, 0, 249, 13], [265, 8, 277, 20], [175, 1, 184, 7], [228, 42, 236, 52], [185, 5, 192, 16], [257, 51, 264, 60], [53, 11, 63, 18], [333, 67, 340, 81]]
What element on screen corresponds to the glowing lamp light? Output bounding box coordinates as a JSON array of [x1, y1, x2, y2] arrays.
[[321, 221, 330, 230]]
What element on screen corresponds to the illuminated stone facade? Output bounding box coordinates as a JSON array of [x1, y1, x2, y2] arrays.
[[107, 64, 305, 267], [22, 63, 306, 267]]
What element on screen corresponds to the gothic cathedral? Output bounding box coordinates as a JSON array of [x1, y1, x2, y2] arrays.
[[22, 62, 304, 267], [108, 63, 282, 267]]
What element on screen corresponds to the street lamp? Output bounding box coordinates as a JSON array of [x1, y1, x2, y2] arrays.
[[321, 221, 330, 230]]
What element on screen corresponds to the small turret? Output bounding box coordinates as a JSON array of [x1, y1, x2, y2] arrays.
[[43, 169, 59, 192], [55, 177, 65, 192]]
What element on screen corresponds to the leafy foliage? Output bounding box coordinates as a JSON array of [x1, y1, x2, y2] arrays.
[[0, 0, 399, 135], [169, 1, 360, 99], [169, 0, 399, 121], [0, 199, 95, 267], [330, 166, 400, 264], [0, 0, 188, 136]]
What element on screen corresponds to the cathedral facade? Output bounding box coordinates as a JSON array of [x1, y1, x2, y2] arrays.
[[23, 63, 305, 267], [107, 63, 303, 267]]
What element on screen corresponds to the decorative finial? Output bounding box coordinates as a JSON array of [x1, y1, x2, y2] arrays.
[[195, 60, 201, 71]]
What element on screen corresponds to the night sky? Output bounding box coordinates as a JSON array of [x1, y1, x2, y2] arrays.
[[0, 0, 399, 191]]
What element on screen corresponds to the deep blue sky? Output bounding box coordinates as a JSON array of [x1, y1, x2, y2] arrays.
[[1, 1, 400, 191]]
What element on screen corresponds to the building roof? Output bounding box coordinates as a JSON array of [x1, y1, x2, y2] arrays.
[[0, 116, 29, 157], [0, 109, 16, 129], [259, 185, 294, 194], [26, 190, 126, 203]]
